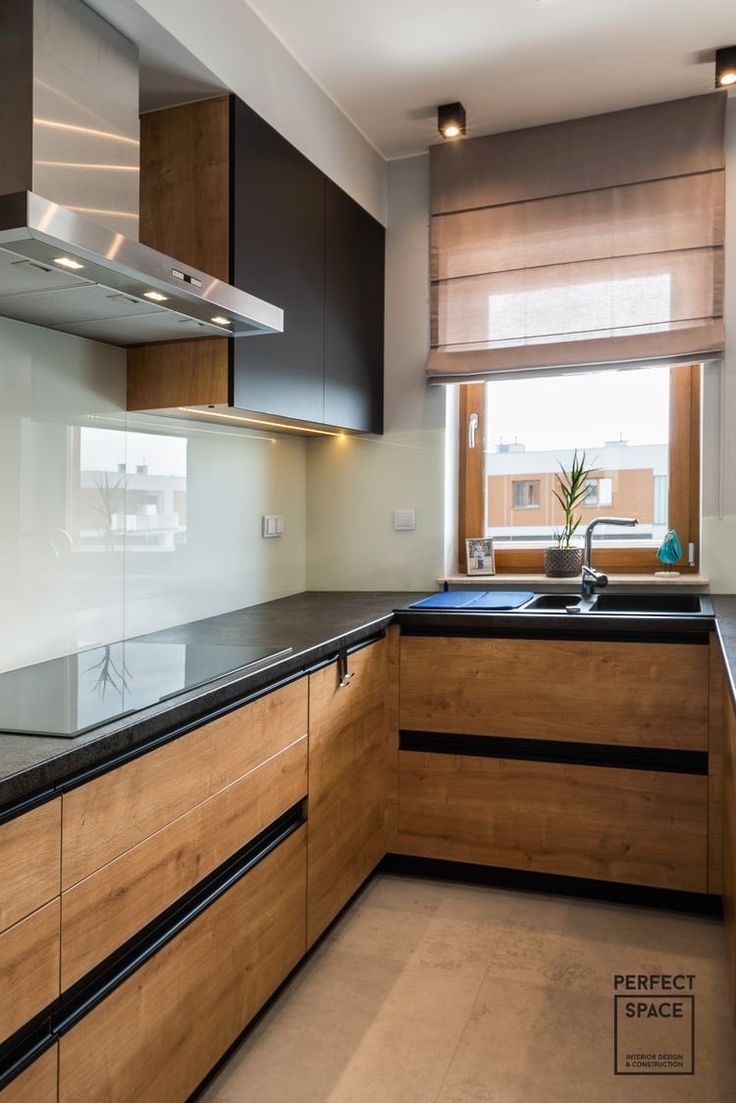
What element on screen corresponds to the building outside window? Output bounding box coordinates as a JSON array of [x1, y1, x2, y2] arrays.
[[512, 479, 540, 509]]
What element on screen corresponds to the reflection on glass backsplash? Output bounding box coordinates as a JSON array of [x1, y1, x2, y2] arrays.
[[78, 428, 187, 553]]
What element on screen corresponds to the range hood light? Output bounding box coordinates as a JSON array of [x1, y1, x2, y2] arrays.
[[211, 315, 231, 325], [143, 289, 169, 302], [54, 256, 84, 270]]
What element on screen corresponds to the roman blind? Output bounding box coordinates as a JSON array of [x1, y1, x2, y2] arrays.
[[428, 93, 726, 381]]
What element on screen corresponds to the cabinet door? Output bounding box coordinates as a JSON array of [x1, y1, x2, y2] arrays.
[[0, 800, 60, 932], [59, 827, 306, 1103], [324, 180, 384, 433], [0, 1046, 57, 1103], [307, 640, 388, 946], [400, 635, 709, 750], [230, 98, 326, 424], [398, 751, 708, 892], [0, 899, 60, 1044]]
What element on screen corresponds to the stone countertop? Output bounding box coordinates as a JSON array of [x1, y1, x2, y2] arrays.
[[0, 592, 418, 814], [713, 596, 736, 703], [2, 589, 735, 816]]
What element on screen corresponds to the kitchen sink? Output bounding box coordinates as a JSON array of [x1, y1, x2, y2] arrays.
[[522, 592, 710, 616], [523, 594, 583, 611], [590, 593, 706, 615]]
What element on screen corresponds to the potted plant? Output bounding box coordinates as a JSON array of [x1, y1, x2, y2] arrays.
[[544, 449, 592, 578]]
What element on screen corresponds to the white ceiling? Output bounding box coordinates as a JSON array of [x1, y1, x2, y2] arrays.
[[246, 0, 736, 158]]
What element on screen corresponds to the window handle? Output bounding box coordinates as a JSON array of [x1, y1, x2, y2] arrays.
[[468, 412, 479, 449]]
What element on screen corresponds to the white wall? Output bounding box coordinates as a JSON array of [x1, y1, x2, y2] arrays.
[[133, 0, 386, 223], [307, 155, 446, 591], [701, 95, 736, 592], [0, 317, 307, 672]]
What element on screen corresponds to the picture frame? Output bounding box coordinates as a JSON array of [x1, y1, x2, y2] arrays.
[[466, 537, 496, 576]]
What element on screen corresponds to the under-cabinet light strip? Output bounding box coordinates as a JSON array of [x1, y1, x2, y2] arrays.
[[176, 407, 345, 437]]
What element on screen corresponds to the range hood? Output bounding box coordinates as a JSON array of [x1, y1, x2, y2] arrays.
[[0, 0, 283, 346]]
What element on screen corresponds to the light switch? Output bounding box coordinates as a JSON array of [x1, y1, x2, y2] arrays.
[[262, 515, 284, 538], [394, 509, 416, 531]]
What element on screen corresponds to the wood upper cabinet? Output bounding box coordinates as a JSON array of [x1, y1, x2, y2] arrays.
[[307, 640, 388, 946], [59, 828, 306, 1103], [400, 635, 709, 750], [129, 96, 384, 434]]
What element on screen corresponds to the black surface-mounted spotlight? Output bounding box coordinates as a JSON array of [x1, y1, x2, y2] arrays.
[[716, 46, 736, 88], [438, 102, 466, 139]]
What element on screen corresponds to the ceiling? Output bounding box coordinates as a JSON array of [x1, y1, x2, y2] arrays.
[[246, 0, 736, 158]]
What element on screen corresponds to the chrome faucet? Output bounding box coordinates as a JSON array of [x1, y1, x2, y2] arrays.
[[581, 516, 639, 599]]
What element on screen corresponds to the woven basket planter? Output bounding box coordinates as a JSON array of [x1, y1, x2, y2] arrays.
[[543, 546, 582, 578]]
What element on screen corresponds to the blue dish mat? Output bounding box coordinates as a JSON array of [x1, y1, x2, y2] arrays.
[[410, 590, 534, 611]]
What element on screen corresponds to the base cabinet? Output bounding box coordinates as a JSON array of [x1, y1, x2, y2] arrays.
[[58, 827, 306, 1103], [0, 1047, 57, 1103], [723, 674, 736, 1017], [307, 640, 388, 946], [397, 750, 708, 892]]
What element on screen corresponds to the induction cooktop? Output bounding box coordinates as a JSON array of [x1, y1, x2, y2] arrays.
[[0, 639, 292, 738]]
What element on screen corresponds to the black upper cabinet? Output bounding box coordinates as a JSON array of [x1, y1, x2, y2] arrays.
[[324, 180, 384, 433], [229, 98, 384, 434], [230, 99, 326, 425]]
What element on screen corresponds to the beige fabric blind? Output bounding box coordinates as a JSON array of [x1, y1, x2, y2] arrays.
[[428, 93, 726, 381]]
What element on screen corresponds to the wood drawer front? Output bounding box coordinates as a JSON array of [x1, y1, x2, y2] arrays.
[[400, 636, 708, 750], [0, 899, 60, 1045], [307, 640, 388, 947], [59, 826, 306, 1103], [61, 736, 306, 989], [397, 751, 708, 892], [0, 801, 60, 933], [0, 1046, 57, 1103], [62, 677, 307, 888]]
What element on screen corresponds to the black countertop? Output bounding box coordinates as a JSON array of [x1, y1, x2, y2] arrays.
[[0, 592, 417, 814], [2, 589, 736, 817], [714, 595, 736, 702]]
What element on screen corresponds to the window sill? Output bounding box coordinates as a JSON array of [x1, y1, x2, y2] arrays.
[[439, 573, 710, 589]]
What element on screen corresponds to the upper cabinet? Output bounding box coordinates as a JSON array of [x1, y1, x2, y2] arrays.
[[129, 96, 384, 435]]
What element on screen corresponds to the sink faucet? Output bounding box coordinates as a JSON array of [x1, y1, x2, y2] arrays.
[[581, 516, 639, 599]]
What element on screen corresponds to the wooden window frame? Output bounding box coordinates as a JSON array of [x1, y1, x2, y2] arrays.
[[458, 364, 701, 575]]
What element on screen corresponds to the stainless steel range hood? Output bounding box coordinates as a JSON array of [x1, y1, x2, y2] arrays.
[[0, 0, 283, 346]]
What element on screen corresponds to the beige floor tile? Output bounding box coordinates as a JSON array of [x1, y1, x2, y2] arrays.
[[199, 877, 736, 1103]]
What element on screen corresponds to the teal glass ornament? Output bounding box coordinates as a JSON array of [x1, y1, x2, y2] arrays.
[[657, 529, 682, 567]]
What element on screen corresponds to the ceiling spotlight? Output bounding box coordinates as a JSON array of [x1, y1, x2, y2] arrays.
[[716, 46, 736, 88], [210, 315, 231, 326], [438, 102, 466, 140], [54, 256, 84, 270], [143, 289, 169, 302]]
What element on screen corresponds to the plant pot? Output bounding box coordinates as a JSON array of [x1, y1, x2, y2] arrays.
[[544, 546, 582, 578]]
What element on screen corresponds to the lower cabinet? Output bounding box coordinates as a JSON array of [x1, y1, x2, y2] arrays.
[[0, 899, 60, 1045], [307, 639, 388, 946], [0, 1046, 57, 1103], [58, 826, 306, 1103], [723, 672, 736, 1017], [397, 750, 708, 892]]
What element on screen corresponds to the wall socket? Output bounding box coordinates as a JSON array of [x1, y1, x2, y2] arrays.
[[262, 515, 284, 538]]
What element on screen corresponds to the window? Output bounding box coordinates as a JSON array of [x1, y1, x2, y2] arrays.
[[457, 363, 700, 574], [584, 478, 613, 508], [512, 480, 540, 509]]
